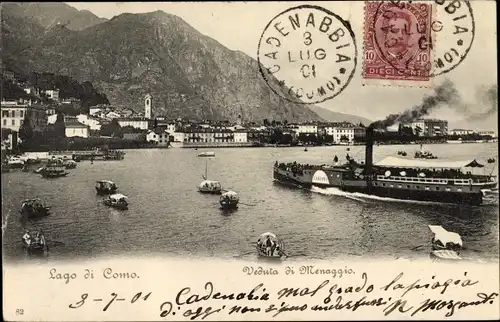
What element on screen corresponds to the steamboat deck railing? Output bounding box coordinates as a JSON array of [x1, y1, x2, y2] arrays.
[[376, 175, 496, 185]]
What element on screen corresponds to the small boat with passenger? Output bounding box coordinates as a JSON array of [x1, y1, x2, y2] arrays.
[[96, 180, 118, 195], [19, 198, 51, 218], [64, 160, 77, 169], [256, 232, 286, 260], [414, 150, 438, 159], [487, 157, 496, 164], [41, 166, 69, 178], [198, 155, 222, 194], [199, 180, 222, 194], [8, 157, 25, 169], [219, 190, 239, 209], [22, 229, 49, 254], [103, 193, 129, 210], [428, 225, 462, 262]]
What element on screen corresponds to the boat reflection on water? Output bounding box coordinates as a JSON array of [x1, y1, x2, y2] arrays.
[[220, 207, 238, 216]]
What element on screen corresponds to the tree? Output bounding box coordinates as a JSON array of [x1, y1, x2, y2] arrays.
[[263, 119, 269, 127], [1, 128, 14, 142], [306, 134, 318, 144], [54, 112, 66, 138], [19, 116, 34, 147], [100, 119, 123, 138], [340, 135, 349, 143], [270, 128, 283, 144]]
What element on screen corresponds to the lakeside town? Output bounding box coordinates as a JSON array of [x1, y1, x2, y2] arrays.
[[1, 71, 498, 156], [0, 0, 498, 269]]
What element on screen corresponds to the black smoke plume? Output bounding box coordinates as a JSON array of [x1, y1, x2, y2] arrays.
[[369, 79, 461, 129]]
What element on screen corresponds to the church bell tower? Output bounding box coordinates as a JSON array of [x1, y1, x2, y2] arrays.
[[144, 94, 152, 119]]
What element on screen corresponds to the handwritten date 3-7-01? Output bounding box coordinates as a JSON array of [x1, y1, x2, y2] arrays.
[[69, 292, 152, 311]]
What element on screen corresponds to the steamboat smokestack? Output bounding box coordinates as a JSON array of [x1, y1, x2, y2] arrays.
[[365, 126, 374, 191]]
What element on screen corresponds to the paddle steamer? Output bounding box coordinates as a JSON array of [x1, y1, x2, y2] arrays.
[[273, 127, 497, 206]]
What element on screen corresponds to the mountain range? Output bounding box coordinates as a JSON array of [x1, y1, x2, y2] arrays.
[[1, 3, 373, 123]]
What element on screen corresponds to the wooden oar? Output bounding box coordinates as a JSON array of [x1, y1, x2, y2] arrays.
[[411, 244, 426, 250], [47, 240, 65, 246], [233, 251, 255, 258], [239, 202, 257, 207]]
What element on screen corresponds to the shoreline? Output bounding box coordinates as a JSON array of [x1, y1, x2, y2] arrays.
[[3, 140, 497, 156]]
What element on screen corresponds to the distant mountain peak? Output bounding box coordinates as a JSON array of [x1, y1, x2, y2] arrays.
[[1, 5, 367, 124], [2, 2, 108, 31]]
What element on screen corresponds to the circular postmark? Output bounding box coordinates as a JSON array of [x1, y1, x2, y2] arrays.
[[257, 5, 357, 104], [372, 0, 475, 78]]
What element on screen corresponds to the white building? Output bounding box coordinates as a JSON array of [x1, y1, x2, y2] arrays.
[[410, 119, 448, 137], [65, 122, 90, 138], [249, 125, 267, 131], [450, 129, 474, 136], [410, 120, 425, 136], [146, 129, 170, 146], [89, 107, 102, 116], [233, 130, 248, 143], [118, 117, 149, 130], [172, 131, 185, 143], [47, 114, 57, 124], [23, 87, 39, 96], [44, 89, 59, 101], [77, 114, 102, 131], [477, 130, 496, 137], [332, 127, 355, 143], [106, 111, 122, 119], [323, 123, 362, 144], [1, 102, 47, 132], [296, 124, 318, 134]]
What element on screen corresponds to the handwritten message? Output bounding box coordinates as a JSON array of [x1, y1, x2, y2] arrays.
[[59, 266, 498, 319]]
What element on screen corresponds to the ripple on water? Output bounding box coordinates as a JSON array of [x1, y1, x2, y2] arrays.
[[2, 144, 498, 262]]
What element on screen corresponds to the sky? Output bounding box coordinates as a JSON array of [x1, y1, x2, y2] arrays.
[[66, 1, 497, 129]]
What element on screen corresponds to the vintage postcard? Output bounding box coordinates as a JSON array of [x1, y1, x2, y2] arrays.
[[1, 1, 498, 321]]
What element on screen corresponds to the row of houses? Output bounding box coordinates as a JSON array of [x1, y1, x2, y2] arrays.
[[449, 129, 496, 137], [3, 99, 495, 149]]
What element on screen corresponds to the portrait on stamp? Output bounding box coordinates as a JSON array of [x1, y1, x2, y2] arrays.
[[363, 2, 432, 81]]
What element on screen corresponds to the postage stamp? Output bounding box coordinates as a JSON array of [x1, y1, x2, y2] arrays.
[[362, 1, 433, 85], [363, 1, 475, 86], [257, 5, 358, 104]]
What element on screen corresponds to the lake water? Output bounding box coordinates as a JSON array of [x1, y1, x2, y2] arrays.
[[2, 143, 498, 263]]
